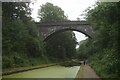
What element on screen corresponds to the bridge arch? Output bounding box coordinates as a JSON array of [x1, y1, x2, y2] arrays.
[[44, 28, 90, 41], [36, 21, 94, 41]]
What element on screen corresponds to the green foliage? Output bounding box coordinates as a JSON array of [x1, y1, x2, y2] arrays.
[[3, 2, 77, 69], [46, 32, 77, 61], [38, 2, 77, 61], [89, 49, 119, 78], [76, 39, 96, 60], [2, 2, 31, 21], [2, 2, 47, 69], [60, 61, 81, 67], [38, 2, 68, 22], [77, 2, 120, 78]]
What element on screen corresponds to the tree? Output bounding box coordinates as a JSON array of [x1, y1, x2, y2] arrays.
[[2, 2, 46, 68], [38, 2, 67, 22], [46, 31, 77, 60], [77, 2, 120, 78], [2, 2, 31, 21], [38, 2, 77, 61]]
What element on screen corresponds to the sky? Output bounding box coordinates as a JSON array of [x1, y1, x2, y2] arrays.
[[30, 0, 97, 44]]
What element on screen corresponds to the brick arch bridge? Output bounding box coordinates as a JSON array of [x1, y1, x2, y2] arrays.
[[36, 21, 94, 41]]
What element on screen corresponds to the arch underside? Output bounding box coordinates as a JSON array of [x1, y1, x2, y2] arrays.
[[43, 28, 92, 41]]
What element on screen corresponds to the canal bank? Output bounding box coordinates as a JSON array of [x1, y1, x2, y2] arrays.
[[2, 63, 58, 76]]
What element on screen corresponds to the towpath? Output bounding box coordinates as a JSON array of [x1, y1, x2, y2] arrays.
[[75, 64, 101, 80]]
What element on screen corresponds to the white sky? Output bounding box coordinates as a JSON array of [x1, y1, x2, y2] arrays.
[[30, 0, 97, 21], [30, 0, 97, 44]]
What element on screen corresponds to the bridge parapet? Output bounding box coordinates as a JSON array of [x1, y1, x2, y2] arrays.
[[36, 21, 89, 27]]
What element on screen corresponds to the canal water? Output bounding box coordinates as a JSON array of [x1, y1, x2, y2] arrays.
[[3, 65, 80, 78]]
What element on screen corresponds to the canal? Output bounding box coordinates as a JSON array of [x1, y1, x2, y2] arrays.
[[3, 65, 80, 78]]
